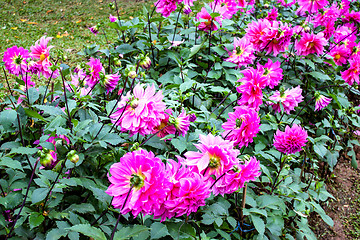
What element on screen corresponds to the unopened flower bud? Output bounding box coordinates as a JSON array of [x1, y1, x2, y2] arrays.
[[40, 152, 55, 168], [139, 55, 151, 70], [130, 142, 140, 152], [128, 70, 137, 79], [114, 58, 122, 66], [183, 5, 192, 15]]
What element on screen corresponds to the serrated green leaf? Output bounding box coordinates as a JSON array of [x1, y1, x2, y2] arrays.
[[68, 224, 106, 240], [29, 212, 45, 229], [32, 188, 48, 204], [46, 228, 68, 240], [10, 147, 39, 155], [150, 222, 169, 239], [113, 225, 149, 240], [250, 215, 265, 236], [0, 157, 23, 171]]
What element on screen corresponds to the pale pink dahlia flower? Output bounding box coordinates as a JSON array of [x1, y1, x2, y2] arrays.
[[315, 94, 331, 111], [184, 133, 240, 178], [110, 83, 166, 136], [258, 59, 283, 89], [30, 36, 59, 78], [212, 156, 261, 196], [273, 124, 308, 154], [295, 32, 328, 56], [268, 86, 303, 114], [106, 149, 170, 217], [236, 68, 267, 110], [341, 55, 360, 85], [154, 159, 210, 221], [222, 106, 260, 148], [3, 46, 30, 76], [225, 37, 255, 67], [66, 69, 93, 96]]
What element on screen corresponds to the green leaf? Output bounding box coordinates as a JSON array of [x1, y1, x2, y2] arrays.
[[29, 212, 45, 229], [314, 144, 327, 158], [167, 222, 196, 240], [68, 224, 106, 240], [309, 71, 331, 80], [101, 133, 124, 145], [113, 225, 149, 240], [150, 222, 169, 239], [46, 228, 68, 240], [66, 203, 96, 214], [24, 108, 46, 121], [10, 147, 39, 155], [0, 109, 17, 128], [180, 80, 195, 92], [34, 105, 65, 116], [171, 139, 186, 153], [32, 188, 48, 204], [28, 87, 40, 104], [250, 215, 265, 236], [0, 157, 23, 171], [90, 186, 112, 204]]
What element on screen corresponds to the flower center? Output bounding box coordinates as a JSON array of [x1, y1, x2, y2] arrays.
[[14, 55, 23, 65], [208, 155, 220, 169], [130, 98, 139, 109], [130, 173, 144, 189], [236, 46, 243, 55], [236, 118, 243, 128], [40, 53, 46, 61], [309, 42, 315, 48], [334, 54, 341, 60]]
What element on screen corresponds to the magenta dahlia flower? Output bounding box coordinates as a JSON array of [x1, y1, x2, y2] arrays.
[[295, 32, 328, 56], [3, 46, 30, 76], [329, 45, 350, 66], [315, 94, 332, 111], [260, 21, 293, 56], [184, 133, 240, 178], [153, 159, 210, 221], [268, 86, 303, 114], [212, 156, 261, 196], [297, 0, 328, 15], [225, 37, 256, 67], [110, 83, 166, 136], [273, 124, 308, 154], [174, 109, 190, 137], [30, 36, 59, 78], [236, 68, 267, 110], [89, 25, 99, 35], [85, 57, 105, 88], [153, 109, 176, 139], [196, 7, 221, 32], [341, 55, 360, 85], [103, 73, 120, 93], [222, 106, 260, 148], [106, 149, 170, 217], [258, 59, 283, 89], [155, 0, 179, 17], [266, 7, 278, 21], [244, 19, 271, 51], [109, 14, 117, 22]]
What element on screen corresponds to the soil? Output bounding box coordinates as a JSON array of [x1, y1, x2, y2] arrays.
[[311, 145, 360, 240]]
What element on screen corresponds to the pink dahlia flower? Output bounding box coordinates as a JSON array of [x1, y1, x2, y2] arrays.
[[225, 37, 256, 67], [297, 0, 329, 15], [109, 14, 117, 22], [103, 73, 120, 93], [85, 57, 105, 88], [184, 133, 240, 178], [196, 7, 222, 32], [222, 106, 260, 148], [266, 7, 278, 21], [153, 109, 176, 139], [213, 0, 238, 19], [3, 46, 30, 76], [295, 32, 328, 56], [212, 156, 261, 196], [260, 21, 294, 56], [333, 26, 356, 43], [244, 19, 271, 51], [155, 0, 179, 17], [277, 0, 296, 7], [343, 11, 360, 24], [268, 86, 303, 114], [257, 59, 283, 89], [89, 25, 99, 35], [273, 124, 308, 154], [315, 94, 331, 111], [236, 68, 267, 110], [341, 55, 360, 85], [106, 149, 170, 217], [312, 5, 339, 28], [154, 160, 210, 221], [30, 36, 59, 79], [110, 83, 166, 136], [174, 109, 190, 137], [329, 45, 350, 66], [66, 69, 93, 96]]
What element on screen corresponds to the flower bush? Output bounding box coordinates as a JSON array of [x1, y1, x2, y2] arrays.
[[1, 0, 360, 239]]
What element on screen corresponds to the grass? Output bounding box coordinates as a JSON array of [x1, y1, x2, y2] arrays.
[[0, 0, 153, 63]]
